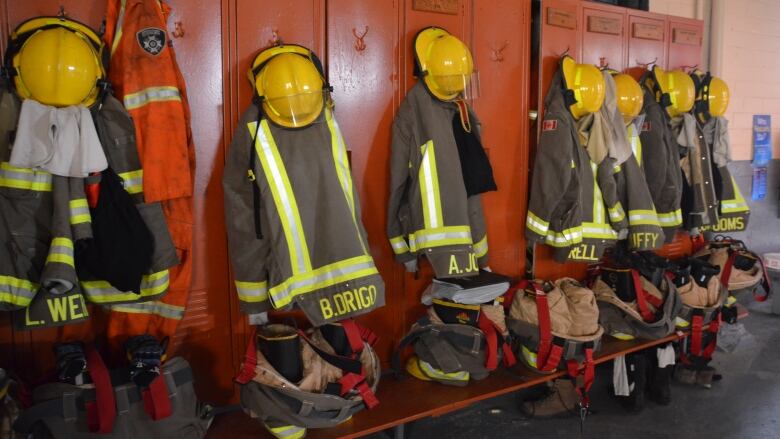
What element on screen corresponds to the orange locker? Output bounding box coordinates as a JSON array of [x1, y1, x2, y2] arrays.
[[581, 3, 626, 70], [626, 10, 668, 78], [667, 16, 703, 70]]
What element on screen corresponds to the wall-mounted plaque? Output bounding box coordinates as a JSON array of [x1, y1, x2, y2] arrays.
[[673, 28, 700, 45], [632, 22, 663, 41], [412, 0, 458, 15], [547, 7, 576, 30], [587, 15, 621, 35]]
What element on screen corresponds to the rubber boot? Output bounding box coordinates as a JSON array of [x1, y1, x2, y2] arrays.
[[646, 352, 673, 406], [696, 367, 716, 389], [674, 364, 697, 385], [614, 351, 647, 412], [520, 379, 578, 418]]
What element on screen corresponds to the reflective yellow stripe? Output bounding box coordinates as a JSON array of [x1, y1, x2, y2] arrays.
[[327, 114, 367, 254], [721, 176, 749, 213], [521, 345, 539, 369], [0, 275, 38, 307], [675, 316, 690, 328], [110, 301, 185, 320], [46, 237, 74, 267], [389, 236, 410, 255], [250, 120, 313, 275], [118, 169, 144, 194], [269, 255, 378, 308], [473, 235, 488, 258], [408, 226, 472, 252], [124, 86, 181, 110], [235, 280, 269, 303], [657, 209, 683, 226], [526, 211, 550, 236], [582, 223, 618, 239], [574, 68, 584, 109], [110, 0, 127, 56], [81, 270, 169, 303], [266, 424, 306, 439], [0, 162, 52, 191], [628, 209, 661, 226], [611, 331, 636, 341], [419, 140, 444, 230], [545, 226, 583, 247], [69, 198, 91, 225], [418, 359, 469, 381], [608, 202, 626, 223]]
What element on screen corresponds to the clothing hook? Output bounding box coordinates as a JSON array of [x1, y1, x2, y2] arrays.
[[352, 26, 368, 52], [489, 40, 509, 62], [636, 57, 658, 69]]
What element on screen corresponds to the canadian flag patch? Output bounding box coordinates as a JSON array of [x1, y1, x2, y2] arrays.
[[641, 121, 652, 132], [542, 119, 558, 131]]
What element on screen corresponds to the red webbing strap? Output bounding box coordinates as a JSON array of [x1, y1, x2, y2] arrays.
[[355, 321, 379, 347], [478, 313, 499, 371], [142, 375, 173, 421], [690, 314, 704, 357], [85, 173, 100, 208], [631, 270, 656, 322], [720, 252, 736, 290], [85, 349, 116, 434], [533, 284, 561, 372], [702, 313, 720, 359], [502, 340, 517, 368], [339, 373, 379, 409], [340, 319, 367, 355], [235, 328, 258, 385], [566, 347, 595, 408], [755, 254, 771, 302]]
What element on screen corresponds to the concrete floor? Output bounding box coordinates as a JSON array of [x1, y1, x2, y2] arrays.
[[374, 296, 780, 439]]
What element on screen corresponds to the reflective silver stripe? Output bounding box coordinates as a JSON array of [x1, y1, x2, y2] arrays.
[[123, 86, 181, 110], [269, 257, 377, 306], [409, 229, 472, 250], [254, 121, 312, 275], [389, 236, 410, 254], [82, 271, 169, 302], [118, 170, 144, 194], [721, 201, 749, 212], [0, 275, 38, 307], [0, 162, 52, 191], [109, 301, 185, 320], [545, 229, 583, 244], [525, 213, 550, 235], [110, 0, 127, 55], [473, 236, 488, 258], [419, 359, 468, 381], [235, 281, 269, 303]]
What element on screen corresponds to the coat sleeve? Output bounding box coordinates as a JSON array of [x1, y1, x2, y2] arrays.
[[223, 114, 272, 314], [41, 176, 78, 295], [387, 118, 416, 264], [598, 158, 628, 235], [525, 115, 573, 243]]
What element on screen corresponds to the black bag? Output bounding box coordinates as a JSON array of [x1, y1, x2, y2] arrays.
[[451, 111, 497, 197], [76, 168, 153, 293]]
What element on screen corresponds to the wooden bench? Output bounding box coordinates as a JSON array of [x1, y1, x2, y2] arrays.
[[207, 305, 746, 439]]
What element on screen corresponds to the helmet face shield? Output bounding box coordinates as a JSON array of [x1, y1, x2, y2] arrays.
[[415, 27, 475, 101], [254, 51, 326, 128], [262, 90, 327, 128]]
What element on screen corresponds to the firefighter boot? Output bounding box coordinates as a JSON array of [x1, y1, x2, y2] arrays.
[[520, 379, 579, 418], [614, 351, 647, 412], [646, 352, 673, 406]]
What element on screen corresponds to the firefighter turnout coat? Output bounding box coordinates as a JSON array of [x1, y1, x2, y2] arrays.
[[224, 106, 385, 326], [525, 69, 617, 263], [700, 117, 750, 232], [387, 82, 489, 278], [638, 75, 684, 242]]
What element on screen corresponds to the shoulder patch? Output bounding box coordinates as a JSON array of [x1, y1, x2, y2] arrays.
[[641, 121, 652, 132], [542, 119, 558, 132], [137, 28, 167, 56]]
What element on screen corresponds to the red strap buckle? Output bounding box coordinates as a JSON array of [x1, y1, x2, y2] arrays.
[[632, 270, 656, 322], [339, 373, 379, 409], [478, 313, 499, 371]]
